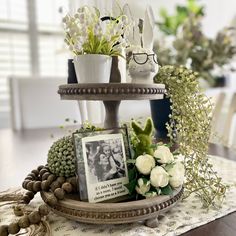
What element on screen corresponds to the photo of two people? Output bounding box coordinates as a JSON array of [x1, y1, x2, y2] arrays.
[[85, 137, 126, 184]]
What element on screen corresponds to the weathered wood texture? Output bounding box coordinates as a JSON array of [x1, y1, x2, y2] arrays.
[[58, 83, 166, 101], [41, 187, 183, 225]]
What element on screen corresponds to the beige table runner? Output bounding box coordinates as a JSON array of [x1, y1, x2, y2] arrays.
[[1, 155, 236, 236]]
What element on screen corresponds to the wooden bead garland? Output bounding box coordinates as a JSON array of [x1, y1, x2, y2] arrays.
[[0, 164, 77, 235]]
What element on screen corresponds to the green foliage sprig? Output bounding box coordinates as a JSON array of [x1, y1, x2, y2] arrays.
[[157, 0, 204, 35], [154, 65, 227, 208]]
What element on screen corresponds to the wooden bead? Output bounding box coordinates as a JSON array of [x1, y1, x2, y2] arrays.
[[66, 177, 77, 192], [50, 181, 60, 192], [25, 176, 33, 181], [67, 177, 76, 186], [0, 225, 8, 236], [8, 222, 20, 234], [56, 176, 66, 185], [27, 173, 36, 180], [33, 181, 42, 192], [47, 174, 56, 185], [31, 169, 39, 176], [42, 172, 50, 181], [26, 181, 35, 191], [62, 182, 72, 193], [13, 206, 24, 217], [25, 191, 35, 200], [54, 188, 65, 200], [18, 216, 30, 228], [28, 211, 41, 224], [41, 180, 50, 191], [38, 204, 50, 216], [45, 194, 58, 206], [39, 168, 48, 177], [22, 180, 30, 189], [23, 195, 31, 204], [37, 165, 45, 171]]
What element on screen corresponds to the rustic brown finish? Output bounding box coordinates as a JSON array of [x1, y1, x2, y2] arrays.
[[58, 83, 166, 101], [41, 187, 183, 225]]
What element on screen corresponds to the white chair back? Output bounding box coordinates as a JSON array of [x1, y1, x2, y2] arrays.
[[9, 76, 81, 130], [223, 93, 236, 147]]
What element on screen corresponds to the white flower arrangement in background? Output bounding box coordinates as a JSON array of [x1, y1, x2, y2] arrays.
[[63, 6, 131, 56], [127, 145, 185, 198]]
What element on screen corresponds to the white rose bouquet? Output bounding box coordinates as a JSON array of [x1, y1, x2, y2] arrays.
[[126, 144, 185, 198], [63, 6, 131, 56]]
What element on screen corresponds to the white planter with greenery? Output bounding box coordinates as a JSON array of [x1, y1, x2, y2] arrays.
[[63, 6, 130, 84], [73, 54, 112, 83]]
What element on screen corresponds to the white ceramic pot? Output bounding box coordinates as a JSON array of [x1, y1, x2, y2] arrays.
[[73, 54, 112, 83]]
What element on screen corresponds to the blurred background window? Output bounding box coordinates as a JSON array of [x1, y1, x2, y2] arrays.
[[0, 0, 69, 128]]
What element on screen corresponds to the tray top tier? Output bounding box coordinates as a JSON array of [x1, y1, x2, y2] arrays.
[[58, 83, 166, 101]]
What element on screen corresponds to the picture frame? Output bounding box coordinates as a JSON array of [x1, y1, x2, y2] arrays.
[[73, 126, 131, 203]]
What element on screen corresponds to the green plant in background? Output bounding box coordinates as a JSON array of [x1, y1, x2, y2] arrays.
[[174, 17, 236, 86], [155, 0, 236, 86], [154, 65, 227, 208], [157, 0, 204, 35]]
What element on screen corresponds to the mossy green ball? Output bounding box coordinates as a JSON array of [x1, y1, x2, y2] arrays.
[[47, 136, 76, 178]]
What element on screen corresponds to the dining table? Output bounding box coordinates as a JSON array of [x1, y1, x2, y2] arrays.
[[0, 127, 236, 236]]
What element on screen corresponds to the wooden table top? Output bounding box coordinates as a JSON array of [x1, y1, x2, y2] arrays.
[[0, 128, 235, 235]]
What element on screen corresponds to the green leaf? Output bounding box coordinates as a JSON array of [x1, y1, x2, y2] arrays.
[[126, 159, 136, 164], [124, 179, 136, 195], [164, 162, 175, 172], [128, 167, 137, 180], [142, 177, 149, 185], [161, 185, 173, 195]]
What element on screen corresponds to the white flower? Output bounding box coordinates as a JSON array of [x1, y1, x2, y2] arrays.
[[69, 45, 74, 51], [79, 13, 85, 22], [154, 145, 174, 164], [121, 15, 129, 25], [135, 154, 155, 175], [74, 42, 82, 52], [135, 178, 150, 196], [150, 166, 169, 188], [62, 15, 70, 23], [145, 191, 157, 198], [167, 161, 185, 188]]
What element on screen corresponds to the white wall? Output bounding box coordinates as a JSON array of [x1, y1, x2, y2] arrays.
[[71, 0, 236, 38], [115, 0, 236, 38]]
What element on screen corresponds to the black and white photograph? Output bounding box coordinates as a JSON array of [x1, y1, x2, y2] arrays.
[[85, 137, 126, 184], [82, 133, 129, 203], [73, 127, 131, 203]]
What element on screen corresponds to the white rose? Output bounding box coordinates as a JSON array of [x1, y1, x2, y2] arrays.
[[135, 178, 150, 196], [150, 166, 169, 188], [167, 161, 185, 188], [154, 145, 174, 164], [135, 154, 155, 175]]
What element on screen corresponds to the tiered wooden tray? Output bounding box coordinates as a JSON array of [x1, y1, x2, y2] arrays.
[[44, 82, 184, 227]]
